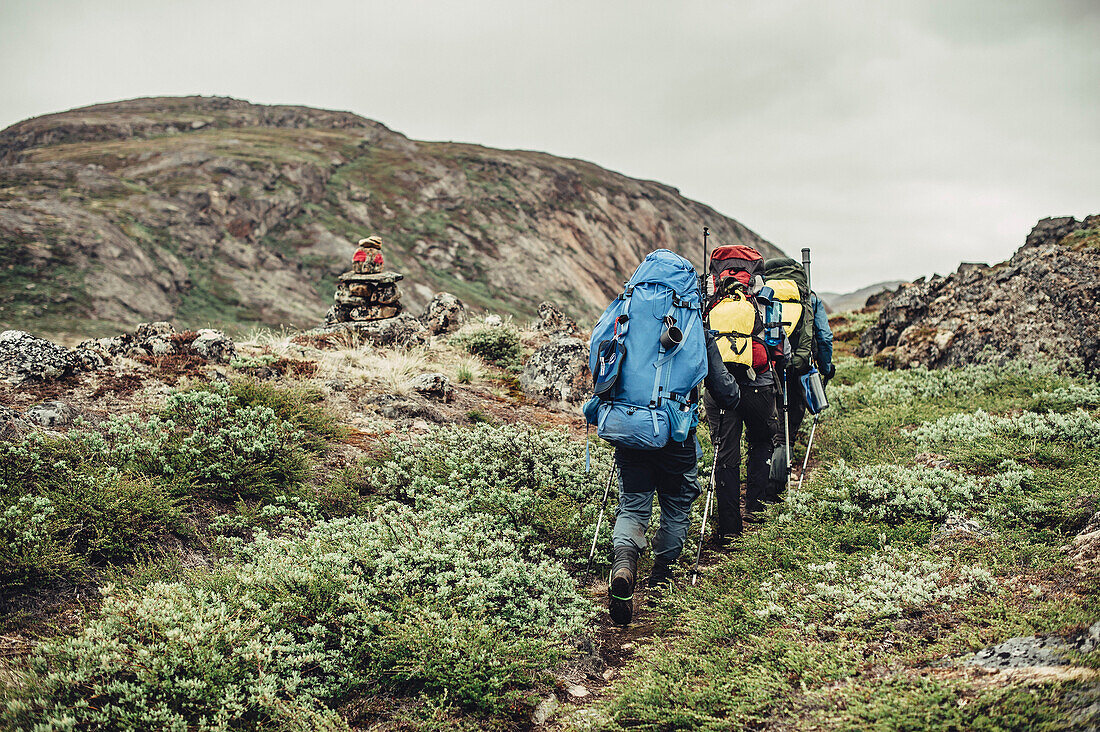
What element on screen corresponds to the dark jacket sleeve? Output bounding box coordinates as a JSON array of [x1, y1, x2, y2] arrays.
[[811, 293, 834, 373], [703, 330, 739, 411]]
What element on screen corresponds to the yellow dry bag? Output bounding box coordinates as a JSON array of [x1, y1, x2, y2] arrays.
[[766, 279, 803, 338], [709, 291, 758, 366]]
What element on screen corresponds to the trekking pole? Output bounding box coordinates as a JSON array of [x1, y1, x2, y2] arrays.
[[701, 226, 710, 299], [797, 415, 818, 490], [586, 463, 617, 572], [782, 367, 791, 488], [797, 246, 820, 487], [692, 410, 722, 586]]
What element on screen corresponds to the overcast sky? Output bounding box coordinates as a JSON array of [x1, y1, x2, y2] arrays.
[[2, 0, 1097, 293]]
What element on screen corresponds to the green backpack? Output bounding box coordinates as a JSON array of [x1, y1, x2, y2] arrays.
[[763, 257, 814, 374]]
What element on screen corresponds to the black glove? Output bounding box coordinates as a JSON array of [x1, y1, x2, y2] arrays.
[[822, 363, 836, 387]]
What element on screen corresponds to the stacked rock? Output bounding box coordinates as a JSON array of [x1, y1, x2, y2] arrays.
[[325, 236, 404, 324]]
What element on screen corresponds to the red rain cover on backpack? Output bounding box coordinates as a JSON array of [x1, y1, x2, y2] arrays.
[[709, 245, 765, 292]]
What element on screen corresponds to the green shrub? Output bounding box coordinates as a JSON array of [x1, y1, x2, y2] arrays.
[[0, 494, 76, 588], [3, 424, 606, 728], [370, 423, 613, 553], [0, 434, 181, 587], [912, 408, 1100, 450], [50, 474, 181, 563], [465, 408, 493, 424], [4, 499, 593, 728], [757, 547, 996, 625], [190, 378, 344, 450], [452, 326, 522, 369], [73, 383, 312, 501]]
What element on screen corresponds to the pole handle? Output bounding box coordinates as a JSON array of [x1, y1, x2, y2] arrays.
[[801, 247, 812, 293]]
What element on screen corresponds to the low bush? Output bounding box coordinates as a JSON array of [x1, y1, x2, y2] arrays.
[[4, 474, 594, 728], [0, 434, 182, 588], [757, 547, 997, 625], [828, 359, 1066, 412], [193, 378, 343, 449], [370, 423, 613, 554], [452, 325, 523, 369], [781, 460, 1041, 528], [1031, 381, 1100, 412], [72, 383, 312, 500], [912, 408, 1100, 450]]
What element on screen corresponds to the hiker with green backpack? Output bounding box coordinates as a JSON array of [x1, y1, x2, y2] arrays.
[[582, 249, 739, 626], [764, 255, 835, 441]]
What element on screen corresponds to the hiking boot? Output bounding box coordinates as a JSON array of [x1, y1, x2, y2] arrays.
[[710, 532, 741, 548], [608, 546, 638, 626], [647, 560, 675, 604], [648, 560, 675, 589], [743, 512, 765, 525]]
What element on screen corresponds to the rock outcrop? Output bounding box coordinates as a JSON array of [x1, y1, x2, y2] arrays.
[[0, 96, 779, 337], [419, 292, 467, 335], [0, 330, 79, 382], [858, 215, 1100, 374], [0, 322, 236, 383], [532, 301, 580, 337], [520, 337, 589, 404], [294, 313, 428, 350]]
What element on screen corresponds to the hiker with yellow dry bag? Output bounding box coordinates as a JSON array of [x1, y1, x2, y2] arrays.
[[703, 244, 787, 536]]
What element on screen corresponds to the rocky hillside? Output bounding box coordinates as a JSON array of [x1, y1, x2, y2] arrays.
[[858, 214, 1100, 374], [0, 96, 778, 339]]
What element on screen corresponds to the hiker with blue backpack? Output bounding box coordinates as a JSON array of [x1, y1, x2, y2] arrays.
[[582, 249, 739, 626]]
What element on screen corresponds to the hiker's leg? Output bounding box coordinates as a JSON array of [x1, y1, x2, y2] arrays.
[[652, 460, 702, 565], [787, 370, 807, 438], [743, 383, 779, 512], [705, 390, 744, 537], [611, 449, 656, 553]]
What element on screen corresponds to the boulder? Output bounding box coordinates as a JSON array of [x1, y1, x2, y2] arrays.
[[419, 292, 467, 335], [0, 405, 30, 441], [71, 338, 113, 370], [134, 321, 176, 356], [520, 337, 589, 404], [532, 301, 580, 336], [0, 330, 78, 382], [965, 622, 1100, 670], [191, 329, 236, 363], [531, 695, 559, 726], [24, 400, 79, 428], [408, 372, 454, 402]]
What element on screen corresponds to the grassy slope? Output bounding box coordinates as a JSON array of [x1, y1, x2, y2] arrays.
[[569, 317, 1100, 731], [3, 314, 1098, 730]]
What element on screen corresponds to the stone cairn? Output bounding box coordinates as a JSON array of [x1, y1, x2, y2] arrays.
[[324, 236, 404, 325]]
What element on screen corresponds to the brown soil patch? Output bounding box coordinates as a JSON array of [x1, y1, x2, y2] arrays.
[[89, 372, 144, 398]]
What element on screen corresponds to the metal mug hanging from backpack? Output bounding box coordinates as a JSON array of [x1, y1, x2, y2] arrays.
[[659, 316, 682, 350]]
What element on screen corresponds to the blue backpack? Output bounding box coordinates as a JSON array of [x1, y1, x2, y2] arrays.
[[581, 250, 708, 450]]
